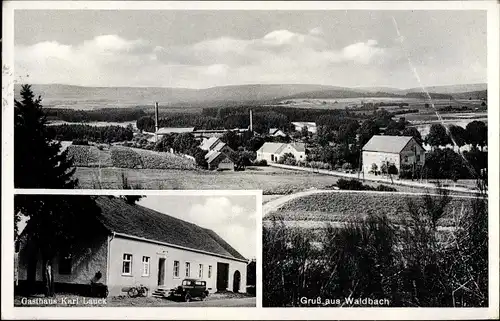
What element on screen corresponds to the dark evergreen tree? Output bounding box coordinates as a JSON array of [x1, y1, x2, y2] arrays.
[[15, 85, 77, 188], [14, 85, 102, 297]]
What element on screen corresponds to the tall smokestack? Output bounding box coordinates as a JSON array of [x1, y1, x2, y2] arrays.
[[155, 102, 159, 132], [249, 109, 253, 132], [155, 102, 159, 142]]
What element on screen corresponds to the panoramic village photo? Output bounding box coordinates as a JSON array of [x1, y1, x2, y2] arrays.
[[11, 7, 492, 311], [14, 193, 257, 307]]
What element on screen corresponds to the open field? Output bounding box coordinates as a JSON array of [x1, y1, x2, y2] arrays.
[[74, 166, 431, 194], [67, 145, 196, 170], [273, 97, 485, 110], [265, 191, 476, 227]]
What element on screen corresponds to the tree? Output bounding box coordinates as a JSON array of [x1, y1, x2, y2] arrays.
[[466, 121, 487, 151], [448, 125, 467, 149], [246, 136, 265, 152], [402, 127, 423, 146], [14, 85, 101, 297], [136, 116, 155, 132], [336, 120, 359, 146], [192, 147, 208, 169], [15, 85, 77, 189], [425, 124, 452, 148], [358, 119, 380, 147], [155, 133, 176, 152], [301, 126, 309, 138], [172, 133, 197, 153], [370, 163, 379, 175], [221, 130, 241, 150], [423, 148, 469, 181]]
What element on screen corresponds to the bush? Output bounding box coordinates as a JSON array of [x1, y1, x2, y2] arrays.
[[375, 184, 397, 192], [253, 159, 268, 166], [334, 179, 396, 192], [335, 178, 366, 190]]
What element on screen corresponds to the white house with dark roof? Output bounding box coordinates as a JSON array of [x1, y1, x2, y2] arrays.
[[256, 142, 306, 163], [362, 135, 425, 175], [291, 122, 317, 134], [16, 197, 248, 297]]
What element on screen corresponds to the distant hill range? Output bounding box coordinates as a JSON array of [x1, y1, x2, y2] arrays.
[[14, 83, 487, 109]]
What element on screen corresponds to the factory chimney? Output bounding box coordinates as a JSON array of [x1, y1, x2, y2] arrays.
[[249, 109, 253, 132], [154, 102, 159, 142]]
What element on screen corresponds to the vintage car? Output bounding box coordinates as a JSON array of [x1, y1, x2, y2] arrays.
[[168, 279, 209, 302]]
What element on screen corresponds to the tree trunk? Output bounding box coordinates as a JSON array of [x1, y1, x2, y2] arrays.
[[42, 256, 55, 297], [27, 254, 38, 294]]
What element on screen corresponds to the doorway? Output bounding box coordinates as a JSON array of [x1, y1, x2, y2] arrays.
[[157, 258, 165, 286], [216, 262, 229, 291], [233, 270, 241, 293]]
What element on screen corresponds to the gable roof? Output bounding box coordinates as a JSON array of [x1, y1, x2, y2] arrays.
[[292, 122, 316, 128], [257, 142, 285, 154], [157, 127, 195, 134], [94, 196, 247, 262], [362, 135, 416, 154], [288, 142, 306, 152], [200, 137, 220, 151], [212, 141, 227, 152]]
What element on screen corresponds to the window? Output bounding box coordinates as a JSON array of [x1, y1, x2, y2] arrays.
[[416, 154, 421, 162], [185, 262, 191, 277], [404, 156, 409, 162], [59, 253, 72, 275], [173, 261, 180, 278], [199, 264, 203, 278], [208, 265, 212, 278], [122, 254, 132, 275], [142, 256, 150, 276], [271, 155, 275, 162]]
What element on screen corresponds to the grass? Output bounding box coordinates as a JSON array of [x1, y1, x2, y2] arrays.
[[74, 166, 432, 194], [267, 191, 472, 226]]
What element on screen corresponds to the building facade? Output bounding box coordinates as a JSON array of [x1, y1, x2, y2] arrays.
[[362, 135, 425, 175], [16, 197, 248, 297], [256, 142, 306, 163]]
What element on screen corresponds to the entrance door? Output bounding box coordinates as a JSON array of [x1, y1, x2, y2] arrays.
[[157, 258, 165, 286], [216, 262, 229, 291], [233, 270, 241, 293]]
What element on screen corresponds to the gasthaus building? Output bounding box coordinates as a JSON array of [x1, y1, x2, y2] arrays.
[[16, 196, 248, 297]]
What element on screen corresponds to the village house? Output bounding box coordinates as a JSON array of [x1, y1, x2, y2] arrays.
[[200, 137, 235, 170], [362, 135, 426, 175], [291, 122, 317, 134], [256, 142, 306, 163], [268, 128, 287, 138], [16, 196, 248, 297]]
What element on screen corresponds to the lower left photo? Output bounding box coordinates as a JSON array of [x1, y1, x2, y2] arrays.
[[14, 192, 258, 307]]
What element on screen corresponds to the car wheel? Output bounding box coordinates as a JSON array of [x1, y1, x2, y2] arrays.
[[200, 293, 206, 301], [184, 293, 191, 302]]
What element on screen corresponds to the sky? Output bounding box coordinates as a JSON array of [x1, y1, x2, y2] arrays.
[[14, 10, 487, 89], [138, 195, 257, 259]]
